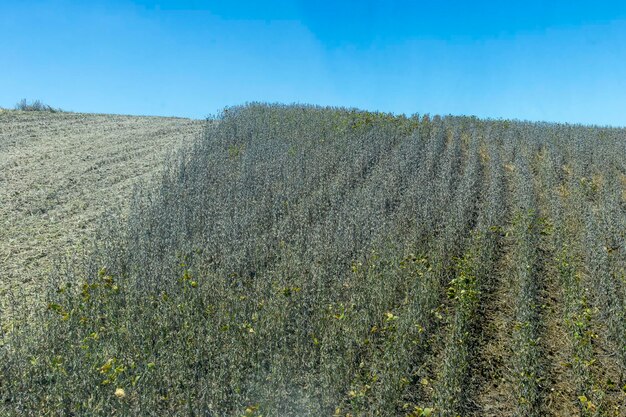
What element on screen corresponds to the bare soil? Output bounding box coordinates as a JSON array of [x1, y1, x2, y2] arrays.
[[0, 110, 204, 322]]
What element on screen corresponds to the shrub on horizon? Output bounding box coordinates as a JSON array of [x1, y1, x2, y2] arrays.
[[14, 98, 62, 112]]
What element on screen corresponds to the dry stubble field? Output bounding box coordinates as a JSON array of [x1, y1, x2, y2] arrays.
[[0, 110, 204, 322]]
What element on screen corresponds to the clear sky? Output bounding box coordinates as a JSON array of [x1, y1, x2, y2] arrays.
[[2, 1, 626, 125]]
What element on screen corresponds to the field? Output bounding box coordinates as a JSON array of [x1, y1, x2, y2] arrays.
[[1, 104, 625, 416], [0, 110, 204, 322]]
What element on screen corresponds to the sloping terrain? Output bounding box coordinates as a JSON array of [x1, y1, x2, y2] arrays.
[[1, 105, 625, 416], [0, 110, 204, 321]]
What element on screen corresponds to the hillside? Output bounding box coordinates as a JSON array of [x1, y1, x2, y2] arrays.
[[1, 104, 625, 416], [0, 110, 204, 322]]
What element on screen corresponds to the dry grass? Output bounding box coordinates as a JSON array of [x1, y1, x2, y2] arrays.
[[0, 111, 204, 322]]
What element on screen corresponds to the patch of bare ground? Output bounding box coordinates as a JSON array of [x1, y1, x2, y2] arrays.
[[0, 111, 204, 323], [474, 154, 557, 416], [472, 161, 515, 416], [540, 233, 580, 416], [473, 239, 516, 416], [536, 175, 580, 415], [543, 276, 584, 417]]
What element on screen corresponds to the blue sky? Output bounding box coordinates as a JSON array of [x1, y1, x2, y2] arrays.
[[2, 1, 626, 125]]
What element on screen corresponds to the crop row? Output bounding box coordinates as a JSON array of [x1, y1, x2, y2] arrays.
[[1, 104, 625, 416]]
